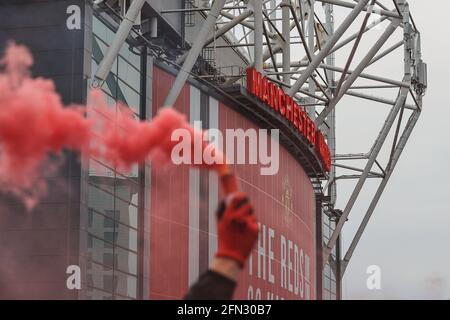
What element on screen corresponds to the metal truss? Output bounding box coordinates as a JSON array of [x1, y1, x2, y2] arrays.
[[92, 0, 427, 279]]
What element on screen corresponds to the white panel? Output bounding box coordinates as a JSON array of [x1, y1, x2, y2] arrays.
[[208, 96, 219, 265], [188, 86, 201, 285]]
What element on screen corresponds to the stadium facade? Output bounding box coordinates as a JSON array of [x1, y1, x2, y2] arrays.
[[1, 0, 426, 300]]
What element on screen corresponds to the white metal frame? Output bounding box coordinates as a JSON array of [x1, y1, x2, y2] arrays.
[[92, 0, 427, 280]]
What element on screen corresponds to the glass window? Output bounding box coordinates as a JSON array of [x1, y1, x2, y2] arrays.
[[115, 247, 138, 275], [87, 235, 93, 249], [322, 222, 330, 239], [104, 231, 116, 243], [90, 14, 143, 300], [86, 260, 113, 293], [331, 268, 336, 281], [115, 223, 138, 252], [114, 295, 133, 300], [104, 216, 116, 228], [88, 209, 93, 227], [331, 280, 337, 294], [115, 178, 139, 206], [103, 252, 115, 267], [323, 275, 331, 290], [93, 17, 109, 43], [115, 197, 138, 229], [88, 210, 116, 240], [103, 275, 116, 293], [118, 56, 141, 91], [87, 184, 115, 219], [88, 158, 113, 178], [117, 79, 140, 113], [92, 36, 108, 60], [116, 163, 139, 179], [87, 234, 113, 267], [86, 287, 114, 300], [119, 44, 141, 69], [115, 270, 137, 299]]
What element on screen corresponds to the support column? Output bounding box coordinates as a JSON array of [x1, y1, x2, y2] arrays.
[[252, 0, 264, 72], [307, 0, 316, 118], [325, 2, 336, 206], [282, 0, 291, 87]]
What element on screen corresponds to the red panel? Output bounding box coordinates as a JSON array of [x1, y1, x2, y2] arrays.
[[219, 102, 316, 300], [149, 67, 190, 299], [149, 66, 316, 300]]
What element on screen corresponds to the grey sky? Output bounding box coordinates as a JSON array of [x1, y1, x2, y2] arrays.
[[330, 0, 450, 299]]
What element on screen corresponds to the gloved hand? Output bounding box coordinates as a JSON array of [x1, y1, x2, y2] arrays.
[[215, 192, 259, 268]]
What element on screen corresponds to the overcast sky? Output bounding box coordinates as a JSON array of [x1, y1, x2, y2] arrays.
[[328, 0, 450, 299]]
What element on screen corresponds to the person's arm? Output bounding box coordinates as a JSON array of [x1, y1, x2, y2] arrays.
[[184, 193, 259, 300], [210, 257, 240, 281], [184, 258, 238, 300]]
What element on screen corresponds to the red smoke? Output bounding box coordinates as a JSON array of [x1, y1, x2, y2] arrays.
[[0, 42, 231, 209], [89, 92, 205, 167], [0, 42, 92, 209]]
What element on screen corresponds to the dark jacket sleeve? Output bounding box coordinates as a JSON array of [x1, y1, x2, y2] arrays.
[[184, 270, 237, 300]]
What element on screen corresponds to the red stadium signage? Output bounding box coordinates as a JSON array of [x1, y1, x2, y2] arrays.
[[246, 68, 331, 172]]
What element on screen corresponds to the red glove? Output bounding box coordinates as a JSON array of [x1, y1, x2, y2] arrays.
[[215, 192, 259, 268]]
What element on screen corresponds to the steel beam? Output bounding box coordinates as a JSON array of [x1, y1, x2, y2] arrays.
[[176, 9, 254, 65], [322, 82, 410, 265], [287, 0, 370, 97], [330, 14, 389, 56], [341, 109, 421, 275], [93, 0, 146, 87], [368, 40, 404, 66], [252, 0, 263, 72], [334, 153, 368, 160], [345, 90, 416, 110], [204, 8, 253, 46], [160, 6, 247, 13], [282, 3, 332, 101], [332, 163, 384, 177], [334, 0, 377, 95], [268, 62, 409, 88], [325, 2, 337, 207], [308, 0, 317, 118], [315, 19, 400, 126], [282, 0, 291, 86], [163, 0, 227, 107], [220, 9, 256, 31], [316, 0, 401, 18], [336, 174, 382, 180]]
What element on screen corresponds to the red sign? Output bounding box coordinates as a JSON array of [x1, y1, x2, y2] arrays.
[[246, 68, 331, 172]]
